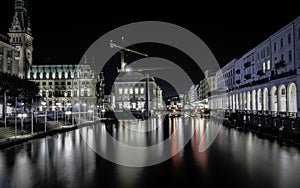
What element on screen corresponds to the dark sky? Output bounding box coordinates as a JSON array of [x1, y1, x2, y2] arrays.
[[1, 1, 300, 95]]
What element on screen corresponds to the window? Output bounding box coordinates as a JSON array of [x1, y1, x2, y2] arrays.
[[7, 61, 12, 72], [124, 88, 128, 94], [67, 82, 71, 85], [119, 88, 123, 94], [49, 91, 53, 98], [7, 50, 12, 57], [267, 47, 270, 56], [68, 91, 71, 97], [61, 82, 65, 85], [49, 82, 53, 85], [281, 54, 284, 61], [140, 88, 144, 94], [274, 42, 276, 51], [288, 34, 291, 44], [42, 82, 46, 85], [289, 50, 292, 61], [129, 88, 133, 94], [74, 82, 77, 85], [73, 91, 77, 97], [84, 90, 88, 97], [262, 62, 266, 73], [135, 88, 139, 94], [280, 38, 283, 48], [267, 60, 271, 70], [55, 82, 59, 85]]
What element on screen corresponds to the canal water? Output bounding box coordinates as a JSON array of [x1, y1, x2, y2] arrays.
[[0, 117, 299, 188]]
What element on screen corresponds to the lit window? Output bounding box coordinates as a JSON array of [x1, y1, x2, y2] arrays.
[[135, 88, 139, 94], [267, 60, 271, 70], [124, 88, 128, 94], [129, 88, 133, 94], [119, 88, 123, 94], [262, 62, 266, 73], [140, 88, 144, 94]]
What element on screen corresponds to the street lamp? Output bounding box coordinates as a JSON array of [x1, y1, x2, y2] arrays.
[[82, 103, 87, 120], [76, 103, 80, 125], [65, 111, 71, 125], [41, 101, 47, 132], [91, 105, 94, 121], [17, 113, 27, 136], [56, 102, 61, 126], [88, 109, 93, 121]]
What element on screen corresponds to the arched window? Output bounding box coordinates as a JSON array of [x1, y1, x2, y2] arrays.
[[278, 85, 286, 112], [247, 91, 251, 111], [263, 88, 269, 111], [252, 90, 256, 111], [288, 82, 297, 113], [270, 86, 277, 113], [257, 89, 262, 111]]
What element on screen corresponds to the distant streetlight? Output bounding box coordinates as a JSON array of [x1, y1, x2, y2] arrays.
[[41, 101, 47, 132], [65, 111, 71, 125], [82, 103, 87, 120], [88, 109, 93, 121], [76, 103, 80, 125], [17, 113, 27, 135], [56, 102, 62, 126], [91, 105, 94, 121]]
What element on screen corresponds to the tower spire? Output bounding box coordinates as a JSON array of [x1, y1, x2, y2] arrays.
[[8, 0, 33, 78], [10, 0, 29, 33]]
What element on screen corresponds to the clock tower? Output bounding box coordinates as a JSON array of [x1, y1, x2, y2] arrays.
[[8, 0, 33, 78]]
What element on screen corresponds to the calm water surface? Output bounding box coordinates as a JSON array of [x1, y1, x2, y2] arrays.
[[0, 117, 299, 188]]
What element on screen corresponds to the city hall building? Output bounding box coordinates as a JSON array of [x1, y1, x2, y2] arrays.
[[1, 0, 97, 114]]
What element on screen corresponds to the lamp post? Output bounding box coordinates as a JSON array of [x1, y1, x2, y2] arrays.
[[56, 102, 61, 126], [65, 111, 71, 125], [31, 108, 33, 135], [71, 102, 74, 126], [17, 113, 27, 136], [88, 109, 93, 121], [76, 103, 80, 125], [82, 103, 87, 120], [4, 90, 7, 128], [41, 101, 47, 132], [91, 105, 94, 122], [15, 101, 17, 139]]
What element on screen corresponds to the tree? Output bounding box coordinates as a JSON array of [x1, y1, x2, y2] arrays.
[[0, 72, 39, 111]]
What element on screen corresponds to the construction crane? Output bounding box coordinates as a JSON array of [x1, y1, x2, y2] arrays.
[[110, 38, 148, 73]]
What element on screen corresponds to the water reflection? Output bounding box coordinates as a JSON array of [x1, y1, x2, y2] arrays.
[[0, 117, 299, 188]]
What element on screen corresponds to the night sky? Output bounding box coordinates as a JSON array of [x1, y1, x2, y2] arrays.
[[1, 1, 300, 95]]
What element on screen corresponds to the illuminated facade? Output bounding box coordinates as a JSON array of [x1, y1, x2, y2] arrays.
[[112, 72, 163, 111], [7, 0, 33, 78], [0, 0, 32, 78], [206, 16, 300, 133], [0, 35, 19, 76], [27, 62, 96, 111]]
